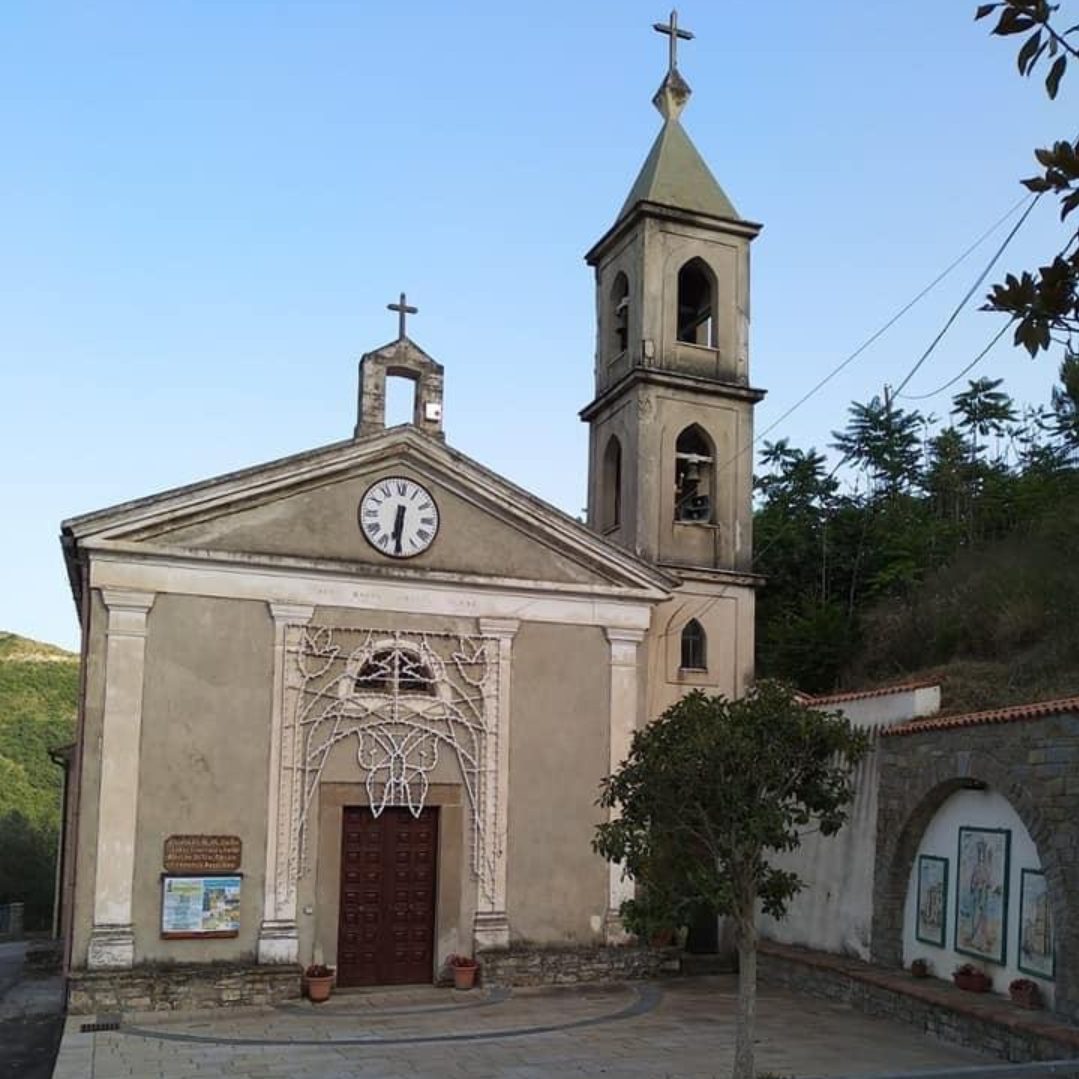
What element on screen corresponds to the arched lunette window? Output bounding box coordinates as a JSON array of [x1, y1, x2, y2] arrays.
[[677, 258, 717, 347], [356, 649, 436, 695], [680, 619, 707, 670]]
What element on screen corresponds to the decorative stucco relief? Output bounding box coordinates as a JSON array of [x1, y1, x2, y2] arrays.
[[277, 626, 500, 912]]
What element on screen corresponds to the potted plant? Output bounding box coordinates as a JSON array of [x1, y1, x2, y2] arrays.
[[953, 962, 992, 992], [303, 963, 335, 1003], [448, 953, 480, 990], [910, 958, 930, 978], [1009, 977, 1044, 1009]]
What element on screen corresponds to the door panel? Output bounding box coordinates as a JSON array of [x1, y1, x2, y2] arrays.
[[336, 805, 438, 987]]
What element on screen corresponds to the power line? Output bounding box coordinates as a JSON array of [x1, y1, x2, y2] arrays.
[[897, 321, 1012, 402], [891, 194, 1043, 398], [710, 192, 1034, 480]]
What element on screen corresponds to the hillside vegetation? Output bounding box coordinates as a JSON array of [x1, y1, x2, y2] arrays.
[[755, 363, 1079, 712], [0, 631, 77, 929]]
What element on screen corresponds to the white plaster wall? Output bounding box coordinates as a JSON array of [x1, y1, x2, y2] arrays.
[[820, 686, 940, 728], [902, 788, 1053, 1007], [757, 686, 938, 959], [758, 747, 879, 959]]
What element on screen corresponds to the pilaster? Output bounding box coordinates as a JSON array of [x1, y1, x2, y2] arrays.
[[258, 602, 314, 965], [474, 618, 520, 949], [87, 589, 155, 970], [603, 627, 645, 943]]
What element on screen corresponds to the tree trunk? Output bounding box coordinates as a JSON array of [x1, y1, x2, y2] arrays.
[[732, 901, 757, 1079]]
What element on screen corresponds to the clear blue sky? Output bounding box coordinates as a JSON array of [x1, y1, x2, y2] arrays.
[[0, 2, 1070, 651]]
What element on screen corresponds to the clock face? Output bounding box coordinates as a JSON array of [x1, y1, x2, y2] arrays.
[[358, 476, 440, 559]]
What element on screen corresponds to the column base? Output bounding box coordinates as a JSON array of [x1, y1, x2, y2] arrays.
[[472, 910, 510, 950], [87, 925, 135, 969], [257, 920, 299, 964], [604, 909, 633, 945]]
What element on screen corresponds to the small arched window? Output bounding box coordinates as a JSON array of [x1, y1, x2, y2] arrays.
[[356, 649, 436, 695], [675, 424, 715, 523], [601, 435, 622, 530], [677, 258, 717, 347], [680, 619, 707, 670], [610, 272, 630, 355]]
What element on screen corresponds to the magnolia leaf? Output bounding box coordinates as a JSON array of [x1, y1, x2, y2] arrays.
[[1018, 30, 1043, 73], [1047, 51, 1067, 98]]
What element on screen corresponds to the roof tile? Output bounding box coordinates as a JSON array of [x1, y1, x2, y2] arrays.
[[882, 695, 1079, 737]]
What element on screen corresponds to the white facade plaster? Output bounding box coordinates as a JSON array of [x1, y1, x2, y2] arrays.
[[603, 627, 644, 942], [903, 788, 1052, 1006], [87, 589, 155, 970], [257, 602, 314, 965]]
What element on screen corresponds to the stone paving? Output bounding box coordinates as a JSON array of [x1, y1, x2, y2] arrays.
[[51, 975, 996, 1079]]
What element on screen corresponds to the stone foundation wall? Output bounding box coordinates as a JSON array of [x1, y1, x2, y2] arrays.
[[67, 963, 302, 1015], [760, 944, 1079, 1064], [476, 944, 680, 987]]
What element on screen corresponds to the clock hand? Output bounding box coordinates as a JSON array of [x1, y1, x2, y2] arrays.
[[392, 504, 406, 554]]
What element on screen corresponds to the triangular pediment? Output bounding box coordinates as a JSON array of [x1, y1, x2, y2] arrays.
[[62, 428, 674, 598]]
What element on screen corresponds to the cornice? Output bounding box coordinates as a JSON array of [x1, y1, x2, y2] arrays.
[[580, 367, 767, 421], [586, 200, 763, 267]]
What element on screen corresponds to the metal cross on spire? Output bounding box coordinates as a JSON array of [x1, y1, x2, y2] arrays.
[[653, 9, 694, 74], [387, 292, 418, 339]]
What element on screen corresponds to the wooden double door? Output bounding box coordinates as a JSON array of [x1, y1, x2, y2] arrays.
[[336, 805, 439, 987]]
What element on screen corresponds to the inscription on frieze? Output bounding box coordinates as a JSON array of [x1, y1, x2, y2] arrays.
[[163, 834, 242, 874]]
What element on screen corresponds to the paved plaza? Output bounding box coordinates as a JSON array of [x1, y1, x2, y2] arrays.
[[49, 975, 999, 1079]]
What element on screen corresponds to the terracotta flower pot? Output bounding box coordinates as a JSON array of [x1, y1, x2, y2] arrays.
[[953, 971, 991, 993], [452, 963, 478, 990], [1010, 983, 1043, 1009], [305, 974, 335, 1003]]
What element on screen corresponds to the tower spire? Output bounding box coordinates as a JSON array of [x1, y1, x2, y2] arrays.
[[651, 9, 693, 121]]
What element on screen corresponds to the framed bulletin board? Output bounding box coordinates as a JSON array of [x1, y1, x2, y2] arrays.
[[160, 874, 242, 939]]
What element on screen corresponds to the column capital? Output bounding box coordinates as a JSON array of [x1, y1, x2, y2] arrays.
[[479, 617, 520, 640], [101, 590, 155, 638], [100, 589, 156, 613], [268, 602, 315, 626], [604, 627, 646, 645]]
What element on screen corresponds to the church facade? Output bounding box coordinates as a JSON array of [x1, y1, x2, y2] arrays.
[[57, 32, 765, 1008]]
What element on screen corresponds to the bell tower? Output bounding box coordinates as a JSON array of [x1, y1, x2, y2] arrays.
[[581, 11, 764, 704]]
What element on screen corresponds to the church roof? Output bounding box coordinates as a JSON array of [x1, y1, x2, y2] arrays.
[[617, 117, 741, 225]]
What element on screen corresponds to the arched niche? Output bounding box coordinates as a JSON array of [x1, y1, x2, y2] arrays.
[[601, 434, 622, 530], [902, 787, 1054, 1004]]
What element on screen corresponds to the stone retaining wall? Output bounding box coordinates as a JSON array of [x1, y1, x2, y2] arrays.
[[760, 942, 1079, 1064], [476, 944, 680, 987], [873, 710, 1079, 1023], [67, 963, 302, 1015]]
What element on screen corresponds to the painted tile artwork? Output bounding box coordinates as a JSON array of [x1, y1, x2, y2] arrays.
[[1019, 869, 1054, 978], [955, 826, 1010, 964], [916, 855, 948, 947]]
